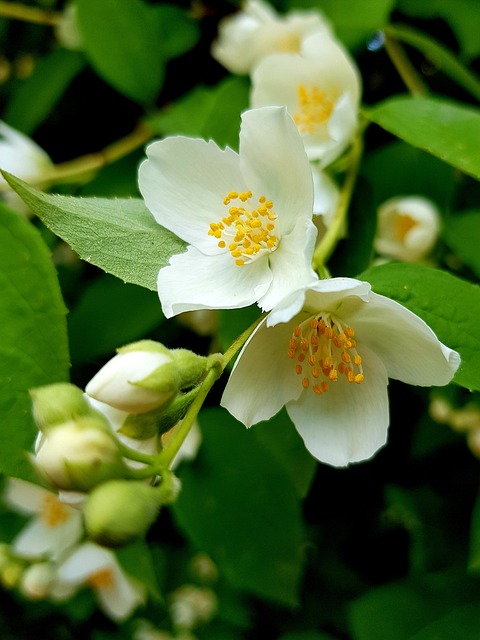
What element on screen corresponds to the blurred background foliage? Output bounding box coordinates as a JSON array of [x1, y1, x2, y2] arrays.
[[1, 0, 480, 638]]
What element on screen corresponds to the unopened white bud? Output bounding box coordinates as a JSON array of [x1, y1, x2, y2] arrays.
[[86, 342, 180, 414], [20, 562, 55, 600], [375, 196, 441, 263], [35, 418, 127, 491]]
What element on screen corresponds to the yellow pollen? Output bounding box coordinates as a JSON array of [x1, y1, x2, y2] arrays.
[[209, 192, 279, 266], [89, 568, 115, 590], [293, 84, 336, 134], [394, 213, 417, 242], [288, 313, 364, 395], [41, 493, 71, 528]]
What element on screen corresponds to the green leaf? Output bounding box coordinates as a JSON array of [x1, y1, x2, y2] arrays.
[[2, 173, 187, 291], [365, 96, 480, 180], [173, 407, 307, 607], [409, 604, 480, 640], [384, 24, 480, 102], [4, 49, 85, 135], [151, 3, 200, 60], [116, 539, 162, 601], [147, 76, 250, 150], [0, 202, 69, 481], [468, 485, 480, 573], [76, 0, 165, 104], [359, 262, 480, 392], [68, 274, 164, 364], [291, 0, 395, 48], [443, 210, 480, 279]]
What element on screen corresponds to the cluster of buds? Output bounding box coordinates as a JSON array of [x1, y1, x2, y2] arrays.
[[429, 393, 480, 459], [28, 340, 208, 547]]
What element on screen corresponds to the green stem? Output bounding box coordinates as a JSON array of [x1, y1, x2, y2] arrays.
[[385, 23, 480, 103], [115, 439, 158, 466], [158, 316, 265, 468], [0, 1, 60, 25], [312, 132, 364, 272], [383, 31, 429, 96]]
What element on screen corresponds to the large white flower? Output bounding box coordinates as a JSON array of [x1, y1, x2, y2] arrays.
[[375, 195, 441, 263], [0, 121, 53, 210], [138, 106, 317, 317], [221, 278, 460, 467], [250, 32, 361, 166], [56, 542, 146, 621], [211, 0, 331, 75], [3, 479, 83, 561]]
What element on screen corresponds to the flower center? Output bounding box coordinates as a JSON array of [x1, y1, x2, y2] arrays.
[[393, 212, 417, 242], [41, 493, 71, 528], [89, 568, 115, 590], [288, 313, 364, 395], [293, 84, 336, 134], [208, 191, 279, 266]]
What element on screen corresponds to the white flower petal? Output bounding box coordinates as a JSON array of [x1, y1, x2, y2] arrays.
[[258, 218, 317, 311], [138, 137, 242, 254], [287, 345, 389, 466], [221, 316, 302, 426], [57, 542, 113, 583], [97, 565, 145, 621], [13, 511, 82, 561], [157, 245, 272, 318], [351, 292, 460, 386], [3, 478, 45, 514], [239, 106, 314, 236]]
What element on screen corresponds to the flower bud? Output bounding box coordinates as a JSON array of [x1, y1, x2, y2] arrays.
[[85, 341, 181, 414], [35, 417, 127, 491], [83, 480, 164, 547], [30, 383, 93, 432], [20, 562, 55, 600]]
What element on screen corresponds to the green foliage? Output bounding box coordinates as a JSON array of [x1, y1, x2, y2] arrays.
[[0, 203, 69, 481], [443, 210, 480, 279]]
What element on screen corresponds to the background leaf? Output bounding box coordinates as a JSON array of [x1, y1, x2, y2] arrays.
[[442, 210, 480, 279], [365, 96, 480, 180], [0, 203, 69, 481]]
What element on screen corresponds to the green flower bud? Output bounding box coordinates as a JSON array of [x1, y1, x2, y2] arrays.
[[34, 417, 127, 491], [86, 341, 181, 414], [83, 480, 165, 547], [170, 349, 209, 390], [20, 562, 55, 600], [30, 383, 93, 432]]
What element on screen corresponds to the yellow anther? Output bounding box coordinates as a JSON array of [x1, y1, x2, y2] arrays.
[[308, 355, 316, 366], [218, 241, 226, 248], [354, 355, 362, 366], [231, 249, 242, 258], [329, 369, 338, 382], [341, 352, 351, 364], [294, 326, 301, 337], [288, 349, 296, 359], [298, 353, 305, 362], [312, 367, 320, 378], [300, 338, 309, 351], [345, 327, 355, 338], [347, 371, 356, 383], [235, 259, 245, 266], [258, 195, 266, 203], [354, 374, 364, 384], [302, 378, 310, 389], [295, 364, 303, 375]]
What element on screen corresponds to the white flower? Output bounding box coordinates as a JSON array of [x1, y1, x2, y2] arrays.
[[3, 479, 83, 561], [250, 32, 361, 166], [138, 106, 317, 317], [221, 278, 460, 467], [0, 121, 53, 210], [211, 0, 331, 75], [312, 165, 340, 228], [375, 195, 441, 262], [56, 542, 146, 621]]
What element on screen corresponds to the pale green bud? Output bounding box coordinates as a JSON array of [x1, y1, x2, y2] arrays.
[[34, 417, 127, 491], [84, 480, 164, 547], [86, 341, 180, 414], [30, 383, 93, 432], [1, 560, 24, 589], [20, 562, 55, 600]]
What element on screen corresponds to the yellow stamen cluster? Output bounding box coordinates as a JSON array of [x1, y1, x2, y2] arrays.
[[208, 191, 278, 266], [89, 568, 115, 590], [394, 212, 417, 242], [288, 314, 364, 395], [293, 84, 335, 134], [41, 493, 71, 528]]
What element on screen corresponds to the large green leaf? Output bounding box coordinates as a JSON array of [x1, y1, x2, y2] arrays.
[[442, 210, 480, 279], [0, 203, 69, 481], [365, 96, 480, 180], [173, 407, 307, 607], [2, 173, 186, 291], [359, 263, 480, 392], [4, 49, 85, 135], [76, 0, 165, 104]]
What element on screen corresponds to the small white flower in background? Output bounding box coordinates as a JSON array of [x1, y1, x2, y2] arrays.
[[56, 542, 146, 621], [0, 121, 53, 211], [3, 479, 83, 561], [169, 584, 218, 631], [211, 0, 331, 75], [139, 106, 317, 317], [374, 195, 441, 263], [221, 278, 460, 467], [54, 3, 83, 51], [250, 32, 361, 167]]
